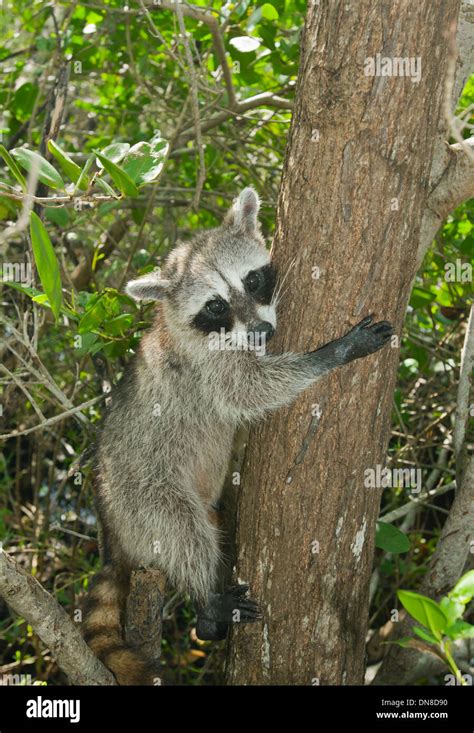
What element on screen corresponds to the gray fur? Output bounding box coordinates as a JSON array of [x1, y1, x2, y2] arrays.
[[95, 187, 392, 607]]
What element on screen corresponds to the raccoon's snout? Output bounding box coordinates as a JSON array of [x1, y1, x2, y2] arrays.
[[248, 321, 275, 342]]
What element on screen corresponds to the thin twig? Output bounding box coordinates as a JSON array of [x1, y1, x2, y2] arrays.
[[0, 396, 104, 441], [174, 1, 206, 210]]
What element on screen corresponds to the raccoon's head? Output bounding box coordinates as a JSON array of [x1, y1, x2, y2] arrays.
[[126, 188, 278, 354]]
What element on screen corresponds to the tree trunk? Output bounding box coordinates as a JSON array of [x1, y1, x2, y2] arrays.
[[225, 0, 461, 685]]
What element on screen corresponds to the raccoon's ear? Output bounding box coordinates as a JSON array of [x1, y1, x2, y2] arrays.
[[125, 274, 171, 301], [224, 187, 261, 234]]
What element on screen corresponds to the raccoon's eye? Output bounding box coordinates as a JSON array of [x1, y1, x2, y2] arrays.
[[206, 299, 227, 316], [245, 270, 262, 293]]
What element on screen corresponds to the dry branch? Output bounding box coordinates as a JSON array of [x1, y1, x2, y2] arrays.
[[419, 136, 474, 260], [125, 568, 167, 682], [0, 549, 116, 685], [0, 395, 104, 441]]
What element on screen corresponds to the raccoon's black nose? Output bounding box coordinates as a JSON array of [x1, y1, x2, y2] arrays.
[[250, 321, 275, 341]]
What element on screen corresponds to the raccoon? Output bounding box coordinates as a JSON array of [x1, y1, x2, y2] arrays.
[[82, 187, 393, 684]]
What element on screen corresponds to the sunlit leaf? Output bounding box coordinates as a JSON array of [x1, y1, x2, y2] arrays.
[[229, 36, 261, 52], [12, 147, 64, 190], [29, 211, 62, 321], [445, 621, 474, 640], [397, 590, 447, 640], [47, 140, 89, 190], [0, 144, 27, 191], [94, 150, 138, 197], [449, 570, 474, 605]]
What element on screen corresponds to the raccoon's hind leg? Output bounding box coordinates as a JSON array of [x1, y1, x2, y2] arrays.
[[195, 506, 262, 641], [196, 584, 262, 641]]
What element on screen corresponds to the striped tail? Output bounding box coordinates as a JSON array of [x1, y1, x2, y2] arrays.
[[81, 567, 158, 685]]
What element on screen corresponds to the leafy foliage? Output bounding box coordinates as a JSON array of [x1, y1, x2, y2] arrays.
[[395, 572, 474, 685], [0, 0, 472, 686]]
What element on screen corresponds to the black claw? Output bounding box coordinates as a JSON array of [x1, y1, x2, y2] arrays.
[[372, 321, 393, 333], [197, 586, 261, 625], [235, 606, 262, 617], [358, 314, 374, 329], [229, 584, 249, 597], [342, 316, 394, 361], [234, 599, 259, 609]]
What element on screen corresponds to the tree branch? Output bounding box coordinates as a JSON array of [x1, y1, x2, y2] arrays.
[[141, 0, 292, 144], [143, 0, 223, 25], [0, 549, 116, 685], [143, 0, 235, 105], [452, 1, 474, 108], [124, 568, 167, 684], [418, 136, 474, 266], [0, 395, 104, 441], [374, 307, 474, 685], [416, 0, 474, 266], [379, 481, 455, 524], [454, 303, 474, 471], [176, 92, 293, 145], [174, 1, 206, 210]]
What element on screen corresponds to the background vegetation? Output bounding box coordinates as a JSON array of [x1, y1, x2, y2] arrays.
[[0, 0, 472, 685]]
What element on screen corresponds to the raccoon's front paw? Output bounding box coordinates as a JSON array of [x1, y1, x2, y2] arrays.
[[342, 315, 393, 360], [195, 585, 262, 641]]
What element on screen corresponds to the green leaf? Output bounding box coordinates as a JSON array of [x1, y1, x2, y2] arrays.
[[375, 522, 410, 554], [449, 570, 474, 604], [103, 313, 133, 336], [44, 206, 70, 227], [12, 82, 39, 123], [29, 211, 62, 321], [75, 156, 93, 192], [261, 3, 279, 20], [409, 286, 436, 309], [47, 140, 89, 190], [122, 139, 168, 186], [75, 332, 100, 356], [0, 194, 20, 219], [95, 178, 118, 196], [397, 590, 447, 639], [98, 143, 130, 164], [445, 621, 474, 640], [1, 280, 77, 320], [31, 293, 49, 305], [440, 596, 465, 626], [11, 148, 64, 190], [44, 206, 70, 228], [0, 144, 27, 191], [78, 297, 106, 333], [1, 281, 45, 299], [94, 150, 138, 197], [413, 626, 437, 645], [391, 637, 416, 649]]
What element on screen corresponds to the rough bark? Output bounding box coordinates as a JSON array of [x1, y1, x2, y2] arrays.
[[125, 568, 167, 677], [226, 0, 461, 685]]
